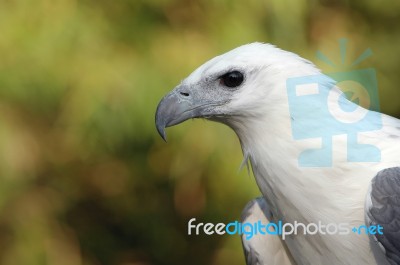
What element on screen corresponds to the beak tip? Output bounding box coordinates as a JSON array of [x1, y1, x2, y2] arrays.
[[159, 127, 167, 142], [155, 119, 167, 142]]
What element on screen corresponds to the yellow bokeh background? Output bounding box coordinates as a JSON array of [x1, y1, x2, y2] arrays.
[[0, 0, 399, 264]]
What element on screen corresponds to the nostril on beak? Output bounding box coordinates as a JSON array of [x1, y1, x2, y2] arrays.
[[180, 92, 190, 97]]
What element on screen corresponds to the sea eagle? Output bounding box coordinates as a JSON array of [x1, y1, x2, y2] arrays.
[[155, 43, 400, 265]]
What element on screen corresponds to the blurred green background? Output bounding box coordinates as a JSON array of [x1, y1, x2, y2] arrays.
[[0, 0, 399, 264]]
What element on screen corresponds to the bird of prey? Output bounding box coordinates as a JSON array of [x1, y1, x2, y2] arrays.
[[155, 43, 400, 265]]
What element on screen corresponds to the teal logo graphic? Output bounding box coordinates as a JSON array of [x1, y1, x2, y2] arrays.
[[287, 39, 382, 167]]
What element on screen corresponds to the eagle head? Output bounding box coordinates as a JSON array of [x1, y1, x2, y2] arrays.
[[155, 42, 319, 141]]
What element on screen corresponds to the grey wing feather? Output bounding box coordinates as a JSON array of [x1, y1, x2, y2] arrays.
[[241, 198, 266, 265], [243, 246, 262, 265], [241, 197, 295, 265], [366, 167, 400, 265]]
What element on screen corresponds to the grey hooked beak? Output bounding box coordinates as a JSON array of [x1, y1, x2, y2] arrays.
[[155, 90, 200, 141], [155, 87, 227, 141]]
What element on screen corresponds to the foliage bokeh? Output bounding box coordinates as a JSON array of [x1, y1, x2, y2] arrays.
[[0, 0, 399, 264]]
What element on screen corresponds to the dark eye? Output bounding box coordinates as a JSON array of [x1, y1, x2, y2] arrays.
[[220, 71, 244, 88]]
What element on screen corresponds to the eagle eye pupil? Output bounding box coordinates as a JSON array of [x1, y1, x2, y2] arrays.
[[221, 71, 243, 88]]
